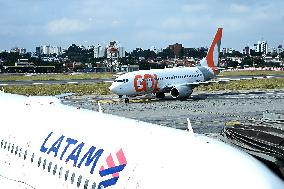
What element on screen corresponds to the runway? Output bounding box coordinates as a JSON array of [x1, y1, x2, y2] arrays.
[[0, 74, 283, 86], [61, 89, 284, 134], [0, 78, 113, 86]]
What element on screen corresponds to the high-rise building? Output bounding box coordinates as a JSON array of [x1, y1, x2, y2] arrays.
[[222, 48, 234, 54], [243, 46, 250, 55], [254, 41, 268, 54], [118, 47, 125, 58], [36, 45, 62, 56], [10, 47, 26, 54], [94, 45, 106, 58], [168, 43, 182, 58]]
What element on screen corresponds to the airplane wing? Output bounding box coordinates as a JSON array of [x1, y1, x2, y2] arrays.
[[182, 76, 274, 87]]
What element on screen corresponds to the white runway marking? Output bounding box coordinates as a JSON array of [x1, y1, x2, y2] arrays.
[[32, 83, 43, 85], [67, 81, 78, 84]]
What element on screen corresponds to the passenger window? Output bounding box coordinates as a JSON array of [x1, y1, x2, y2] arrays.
[[8, 143, 10, 151], [11, 144, 14, 153], [43, 159, 47, 170], [53, 164, 57, 175], [15, 146, 18, 155], [4, 141, 7, 149], [38, 157, 42, 167], [71, 173, 75, 184], [77, 175, 82, 188], [65, 170, 69, 181], [84, 179, 89, 189], [24, 150, 27, 160], [59, 167, 63, 178], [92, 182, 96, 189], [0, 140, 3, 148], [31, 153, 34, 163], [48, 162, 52, 172], [19, 148, 22, 157]]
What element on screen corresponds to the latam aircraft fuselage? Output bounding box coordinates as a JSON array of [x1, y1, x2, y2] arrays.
[[0, 93, 283, 189]]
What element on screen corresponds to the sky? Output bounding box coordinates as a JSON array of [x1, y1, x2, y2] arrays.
[[0, 0, 283, 52]]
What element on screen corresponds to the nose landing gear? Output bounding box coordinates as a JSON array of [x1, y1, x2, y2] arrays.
[[124, 98, 129, 103]]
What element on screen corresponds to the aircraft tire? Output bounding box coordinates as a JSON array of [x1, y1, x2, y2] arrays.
[[124, 98, 129, 103], [156, 92, 165, 99]]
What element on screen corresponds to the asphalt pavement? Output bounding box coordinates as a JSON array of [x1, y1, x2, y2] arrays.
[[61, 89, 284, 134]]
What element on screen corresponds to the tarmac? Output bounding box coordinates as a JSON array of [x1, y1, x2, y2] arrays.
[[61, 89, 284, 134]]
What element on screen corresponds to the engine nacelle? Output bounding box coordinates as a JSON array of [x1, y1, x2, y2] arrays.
[[170, 85, 192, 99]]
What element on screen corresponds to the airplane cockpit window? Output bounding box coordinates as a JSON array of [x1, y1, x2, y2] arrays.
[[84, 179, 89, 189], [92, 181, 97, 189], [0, 140, 3, 148], [77, 175, 82, 188], [4, 141, 7, 149], [65, 170, 69, 181], [8, 142, 10, 151], [114, 79, 124, 82]]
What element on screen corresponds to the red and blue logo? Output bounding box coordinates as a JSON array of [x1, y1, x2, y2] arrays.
[[98, 149, 127, 188]]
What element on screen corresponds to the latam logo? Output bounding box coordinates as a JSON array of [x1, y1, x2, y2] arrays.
[[40, 132, 127, 188], [98, 149, 127, 188]]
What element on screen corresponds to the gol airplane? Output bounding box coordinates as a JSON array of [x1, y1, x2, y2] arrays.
[[109, 28, 225, 102]]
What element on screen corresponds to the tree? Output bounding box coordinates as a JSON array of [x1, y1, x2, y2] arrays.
[[157, 48, 175, 59], [242, 57, 253, 67], [280, 51, 284, 59]]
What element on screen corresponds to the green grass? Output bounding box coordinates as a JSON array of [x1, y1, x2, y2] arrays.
[[0, 73, 114, 81], [219, 70, 284, 77], [196, 78, 284, 91], [2, 76, 284, 96], [3, 83, 112, 96]]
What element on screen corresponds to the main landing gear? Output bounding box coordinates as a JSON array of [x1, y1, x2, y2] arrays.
[[155, 92, 165, 99]]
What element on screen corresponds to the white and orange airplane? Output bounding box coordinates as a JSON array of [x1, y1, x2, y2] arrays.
[[0, 92, 283, 189], [109, 28, 223, 101]]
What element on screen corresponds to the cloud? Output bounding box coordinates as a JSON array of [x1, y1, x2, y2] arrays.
[[47, 18, 89, 35], [181, 4, 208, 13], [229, 4, 249, 13]]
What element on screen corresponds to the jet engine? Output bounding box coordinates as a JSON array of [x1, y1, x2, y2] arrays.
[[170, 85, 192, 99]]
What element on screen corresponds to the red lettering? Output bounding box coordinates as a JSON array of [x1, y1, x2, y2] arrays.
[[134, 75, 144, 92], [134, 74, 160, 93]]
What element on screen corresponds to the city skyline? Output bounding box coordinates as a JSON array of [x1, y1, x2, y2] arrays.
[[0, 0, 283, 52]]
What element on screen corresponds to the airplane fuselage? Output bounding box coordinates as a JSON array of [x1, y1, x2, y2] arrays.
[[109, 66, 214, 97], [0, 93, 283, 189]]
